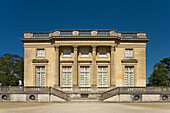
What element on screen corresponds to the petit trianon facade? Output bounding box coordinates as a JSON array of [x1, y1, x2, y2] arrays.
[[21, 29, 149, 90]]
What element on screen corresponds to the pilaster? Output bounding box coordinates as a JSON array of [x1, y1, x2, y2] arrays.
[[110, 46, 116, 86], [54, 45, 60, 87], [73, 45, 78, 87], [92, 45, 97, 87]]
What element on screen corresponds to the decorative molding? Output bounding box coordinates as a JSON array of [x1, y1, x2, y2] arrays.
[[54, 45, 59, 51], [121, 59, 138, 63], [32, 59, 49, 63], [92, 45, 97, 51], [73, 45, 78, 51]]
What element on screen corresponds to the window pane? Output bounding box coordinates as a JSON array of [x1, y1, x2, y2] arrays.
[[80, 66, 90, 87], [62, 67, 72, 87], [98, 66, 108, 87], [125, 49, 133, 57], [124, 66, 134, 86], [36, 66, 45, 86], [37, 49, 45, 57]]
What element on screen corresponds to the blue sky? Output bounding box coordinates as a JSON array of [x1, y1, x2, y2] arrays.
[[0, 0, 170, 81]]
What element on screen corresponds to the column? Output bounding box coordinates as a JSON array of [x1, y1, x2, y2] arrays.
[[110, 46, 115, 86], [73, 45, 78, 87], [54, 45, 59, 87], [92, 45, 97, 87]]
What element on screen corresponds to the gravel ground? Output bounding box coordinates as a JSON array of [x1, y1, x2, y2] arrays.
[[0, 102, 170, 113]]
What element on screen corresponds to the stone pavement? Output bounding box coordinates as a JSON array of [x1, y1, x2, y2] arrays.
[[0, 102, 170, 113]]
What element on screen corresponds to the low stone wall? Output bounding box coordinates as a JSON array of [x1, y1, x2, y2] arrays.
[[0, 94, 66, 102], [103, 94, 170, 102], [0, 86, 170, 102]]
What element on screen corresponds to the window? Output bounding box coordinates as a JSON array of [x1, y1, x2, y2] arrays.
[[124, 66, 134, 86], [99, 49, 107, 57], [62, 67, 72, 87], [80, 66, 90, 87], [63, 50, 71, 57], [98, 66, 108, 87], [37, 49, 45, 57], [81, 49, 89, 57], [36, 66, 45, 86], [125, 49, 133, 57]]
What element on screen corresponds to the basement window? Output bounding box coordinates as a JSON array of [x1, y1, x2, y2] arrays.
[[81, 94, 89, 98]]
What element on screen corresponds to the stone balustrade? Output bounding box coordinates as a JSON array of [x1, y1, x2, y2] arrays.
[[23, 30, 147, 38]]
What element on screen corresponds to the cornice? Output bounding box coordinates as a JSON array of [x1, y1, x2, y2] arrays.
[[20, 37, 150, 43]]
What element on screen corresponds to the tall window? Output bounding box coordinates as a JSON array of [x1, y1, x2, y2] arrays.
[[125, 49, 133, 57], [81, 49, 89, 57], [37, 49, 45, 57], [99, 49, 107, 57], [98, 66, 108, 87], [80, 66, 90, 87], [62, 67, 72, 87], [63, 50, 71, 57], [36, 66, 45, 86], [124, 66, 134, 86]]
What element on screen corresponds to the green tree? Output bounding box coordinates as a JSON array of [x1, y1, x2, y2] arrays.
[[147, 62, 170, 86], [0, 53, 24, 86], [160, 57, 170, 71]]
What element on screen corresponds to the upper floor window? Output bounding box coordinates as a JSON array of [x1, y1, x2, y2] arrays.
[[81, 49, 89, 57], [37, 49, 45, 57], [63, 50, 71, 57], [99, 49, 107, 57], [125, 49, 133, 57]]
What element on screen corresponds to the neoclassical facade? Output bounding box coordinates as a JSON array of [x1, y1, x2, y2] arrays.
[[21, 30, 149, 88]]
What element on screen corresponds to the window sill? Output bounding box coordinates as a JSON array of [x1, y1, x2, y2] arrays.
[[80, 56, 90, 58], [125, 56, 134, 58], [98, 56, 107, 58], [62, 56, 72, 58], [35, 56, 45, 58]]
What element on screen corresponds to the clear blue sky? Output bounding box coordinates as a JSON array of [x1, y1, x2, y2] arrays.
[[0, 0, 170, 82]]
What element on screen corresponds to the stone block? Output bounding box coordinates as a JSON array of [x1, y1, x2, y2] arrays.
[[10, 94, 27, 102], [142, 94, 160, 102]]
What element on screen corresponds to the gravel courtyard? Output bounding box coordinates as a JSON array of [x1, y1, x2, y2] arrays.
[[0, 102, 170, 113]]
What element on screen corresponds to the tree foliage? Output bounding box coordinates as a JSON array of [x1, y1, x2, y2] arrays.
[[0, 53, 24, 86], [147, 57, 170, 86]]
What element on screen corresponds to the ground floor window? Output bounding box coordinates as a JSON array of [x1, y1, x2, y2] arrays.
[[80, 66, 90, 87], [36, 66, 45, 86], [62, 66, 72, 87], [98, 66, 108, 87], [124, 66, 134, 86]]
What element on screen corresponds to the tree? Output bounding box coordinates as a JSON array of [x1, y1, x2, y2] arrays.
[[160, 57, 170, 71], [0, 53, 24, 86], [147, 62, 170, 86]]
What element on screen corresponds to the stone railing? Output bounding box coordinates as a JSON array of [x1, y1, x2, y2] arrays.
[[59, 87, 113, 93], [101, 87, 170, 101], [50, 87, 68, 100], [0, 86, 50, 94], [101, 87, 119, 100], [24, 31, 146, 38]]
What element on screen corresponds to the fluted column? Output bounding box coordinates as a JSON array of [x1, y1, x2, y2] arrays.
[[111, 46, 116, 86], [92, 45, 97, 87], [54, 45, 60, 87], [73, 45, 78, 87]]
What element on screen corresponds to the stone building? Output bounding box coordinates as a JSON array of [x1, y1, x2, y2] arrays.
[[21, 30, 149, 89]]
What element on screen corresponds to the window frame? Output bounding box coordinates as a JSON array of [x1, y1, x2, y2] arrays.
[[125, 49, 133, 58], [98, 66, 108, 87], [35, 66, 45, 86], [124, 66, 134, 86], [80, 66, 90, 87], [63, 49, 71, 57], [81, 49, 89, 57], [62, 66, 72, 87], [98, 49, 107, 57], [36, 49, 45, 57]]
